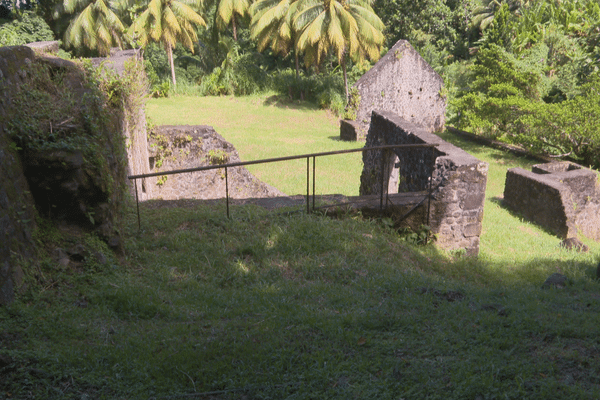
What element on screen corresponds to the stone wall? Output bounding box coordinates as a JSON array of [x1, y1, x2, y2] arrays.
[[360, 111, 488, 256], [0, 44, 142, 304], [91, 48, 154, 201], [504, 162, 600, 240], [148, 125, 283, 200], [0, 46, 39, 305], [343, 40, 446, 141]]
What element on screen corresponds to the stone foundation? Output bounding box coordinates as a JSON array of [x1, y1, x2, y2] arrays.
[[504, 162, 600, 240], [360, 111, 488, 256], [340, 119, 362, 141]]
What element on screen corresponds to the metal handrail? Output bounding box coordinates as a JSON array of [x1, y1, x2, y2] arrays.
[[128, 144, 439, 230]]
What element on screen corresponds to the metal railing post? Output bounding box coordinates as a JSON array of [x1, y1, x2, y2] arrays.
[[306, 157, 310, 214], [134, 178, 141, 231], [380, 149, 385, 214], [427, 147, 434, 227], [225, 166, 230, 219], [312, 156, 316, 212]]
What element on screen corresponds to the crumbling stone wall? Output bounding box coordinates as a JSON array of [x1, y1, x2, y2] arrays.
[[91, 48, 154, 200], [342, 40, 446, 141], [0, 46, 38, 305], [148, 125, 284, 200], [504, 162, 600, 240], [360, 111, 488, 256], [0, 44, 140, 304]]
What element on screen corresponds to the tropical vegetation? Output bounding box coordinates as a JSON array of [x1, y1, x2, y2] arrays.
[[2, 0, 598, 166]]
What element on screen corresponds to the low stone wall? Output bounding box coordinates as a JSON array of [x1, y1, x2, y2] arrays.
[[504, 162, 600, 240], [360, 111, 488, 256]]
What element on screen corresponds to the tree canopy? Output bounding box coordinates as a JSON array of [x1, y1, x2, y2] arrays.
[[129, 0, 206, 84]]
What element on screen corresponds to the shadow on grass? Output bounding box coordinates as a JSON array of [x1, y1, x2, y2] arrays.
[[262, 95, 320, 111], [5, 201, 600, 399], [439, 129, 542, 168]]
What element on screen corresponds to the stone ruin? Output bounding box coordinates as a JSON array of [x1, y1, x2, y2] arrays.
[[504, 162, 600, 241], [353, 41, 487, 256], [146, 125, 283, 200], [360, 111, 488, 256], [0, 43, 136, 304], [340, 40, 446, 141], [0, 43, 283, 304]]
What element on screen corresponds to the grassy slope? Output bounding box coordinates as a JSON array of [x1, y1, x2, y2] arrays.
[[2, 95, 600, 399], [146, 93, 364, 196]]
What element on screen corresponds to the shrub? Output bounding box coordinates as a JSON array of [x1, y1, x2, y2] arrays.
[[0, 11, 54, 46]]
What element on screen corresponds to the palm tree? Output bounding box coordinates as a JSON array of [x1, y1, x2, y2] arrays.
[[471, 0, 528, 32], [129, 0, 206, 85], [61, 0, 126, 55], [216, 0, 251, 40], [250, 0, 300, 77], [293, 0, 384, 98]]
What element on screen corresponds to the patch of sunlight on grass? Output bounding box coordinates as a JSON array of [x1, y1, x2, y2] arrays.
[[147, 94, 363, 195]]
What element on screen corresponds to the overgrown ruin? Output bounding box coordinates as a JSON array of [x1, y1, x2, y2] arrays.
[[146, 125, 283, 200], [0, 43, 135, 304], [360, 111, 488, 256]]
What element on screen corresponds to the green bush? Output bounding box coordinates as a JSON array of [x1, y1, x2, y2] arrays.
[[0, 11, 54, 46], [453, 71, 600, 168]]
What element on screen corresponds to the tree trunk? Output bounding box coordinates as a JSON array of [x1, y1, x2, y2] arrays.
[[167, 43, 176, 86], [294, 48, 300, 80], [232, 14, 238, 41], [342, 54, 349, 100]]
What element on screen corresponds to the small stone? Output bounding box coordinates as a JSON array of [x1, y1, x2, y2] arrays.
[[559, 238, 588, 252], [58, 257, 70, 268], [542, 273, 568, 289], [67, 244, 89, 261], [52, 247, 68, 261], [94, 251, 108, 265]]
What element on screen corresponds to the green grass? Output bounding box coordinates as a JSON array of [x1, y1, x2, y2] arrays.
[[2, 96, 600, 399], [146, 93, 363, 196]]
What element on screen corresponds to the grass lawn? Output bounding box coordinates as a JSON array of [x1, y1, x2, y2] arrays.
[[146, 93, 364, 196], [2, 95, 600, 399]]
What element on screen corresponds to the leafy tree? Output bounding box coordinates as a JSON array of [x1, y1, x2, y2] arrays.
[[471, 0, 526, 31], [129, 0, 207, 85], [250, 0, 300, 76], [0, 24, 18, 45], [59, 0, 126, 55], [215, 0, 251, 40], [479, 2, 512, 50], [292, 0, 384, 98]]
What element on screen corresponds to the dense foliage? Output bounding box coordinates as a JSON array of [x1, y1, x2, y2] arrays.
[[0, 10, 53, 45], [450, 1, 600, 168], [1, 0, 600, 166]]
